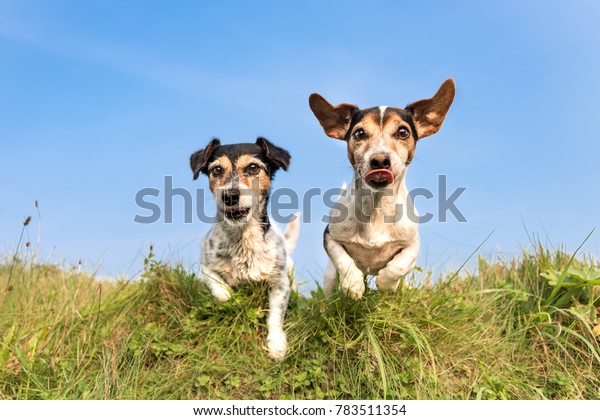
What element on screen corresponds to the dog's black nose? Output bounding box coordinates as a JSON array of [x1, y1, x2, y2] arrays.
[[369, 153, 391, 170], [222, 190, 240, 206]]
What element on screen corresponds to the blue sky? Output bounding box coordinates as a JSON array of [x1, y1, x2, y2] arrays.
[[1, 1, 599, 284]]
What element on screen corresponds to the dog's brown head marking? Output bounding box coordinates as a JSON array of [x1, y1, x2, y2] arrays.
[[190, 137, 291, 223], [309, 79, 455, 190], [205, 153, 271, 196]]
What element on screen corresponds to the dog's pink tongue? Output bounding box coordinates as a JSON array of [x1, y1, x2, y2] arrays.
[[365, 169, 394, 184]]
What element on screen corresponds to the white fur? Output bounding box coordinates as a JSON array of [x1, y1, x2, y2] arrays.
[[378, 106, 388, 124], [324, 171, 420, 299]]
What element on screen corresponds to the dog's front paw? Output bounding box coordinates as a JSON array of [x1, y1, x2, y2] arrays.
[[266, 331, 288, 362], [376, 269, 401, 292], [376, 263, 411, 292], [212, 286, 232, 303], [339, 265, 365, 300]]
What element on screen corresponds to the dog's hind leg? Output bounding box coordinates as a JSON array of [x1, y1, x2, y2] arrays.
[[323, 260, 338, 296], [283, 212, 301, 279], [283, 212, 300, 256], [266, 274, 290, 361]]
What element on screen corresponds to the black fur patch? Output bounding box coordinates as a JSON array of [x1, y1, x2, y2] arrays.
[[260, 210, 271, 235], [273, 259, 286, 274], [190, 138, 221, 180], [256, 137, 291, 174], [344, 107, 380, 141], [323, 224, 330, 249], [201, 139, 291, 180], [211, 143, 266, 165]]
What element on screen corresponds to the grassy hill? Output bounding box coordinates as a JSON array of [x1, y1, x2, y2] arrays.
[[1, 245, 599, 399]]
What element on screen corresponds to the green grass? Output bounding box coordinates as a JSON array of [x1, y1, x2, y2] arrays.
[[1, 245, 599, 399]]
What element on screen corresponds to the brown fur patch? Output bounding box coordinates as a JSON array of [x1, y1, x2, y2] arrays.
[[406, 78, 455, 138], [235, 154, 271, 193], [207, 156, 233, 193], [208, 153, 272, 204], [347, 109, 417, 166], [347, 111, 381, 165], [309, 93, 358, 140], [382, 111, 417, 164]]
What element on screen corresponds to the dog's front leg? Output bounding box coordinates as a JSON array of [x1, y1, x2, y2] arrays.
[[376, 235, 420, 292], [201, 266, 232, 302], [266, 275, 290, 361], [324, 232, 365, 299]]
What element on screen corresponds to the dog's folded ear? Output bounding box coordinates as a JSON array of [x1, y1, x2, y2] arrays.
[[406, 78, 455, 139], [309, 93, 358, 140], [190, 138, 221, 180], [256, 137, 291, 173]]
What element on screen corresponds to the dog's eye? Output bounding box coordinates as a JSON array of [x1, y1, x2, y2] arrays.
[[396, 127, 410, 140], [211, 166, 223, 177], [247, 163, 260, 175], [353, 128, 367, 141]]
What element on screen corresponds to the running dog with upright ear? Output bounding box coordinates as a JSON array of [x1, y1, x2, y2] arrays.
[[309, 79, 455, 299], [190, 137, 299, 361]]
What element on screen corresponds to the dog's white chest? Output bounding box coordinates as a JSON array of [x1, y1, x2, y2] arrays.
[[202, 223, 285, 286], [229, 246, 274, 283], [328, 199, 419, 275]]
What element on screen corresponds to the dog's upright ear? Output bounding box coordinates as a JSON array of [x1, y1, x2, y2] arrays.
[[190, 138, 221, 180], [256, 137, 291, 173], [406, 78, 455, 139], [309, 93, 358, 140]]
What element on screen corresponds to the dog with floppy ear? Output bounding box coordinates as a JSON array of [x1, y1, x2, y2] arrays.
[[309, 79, 455, 299], [190, 137, 299, 361]]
